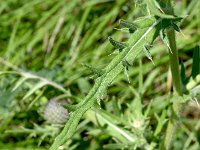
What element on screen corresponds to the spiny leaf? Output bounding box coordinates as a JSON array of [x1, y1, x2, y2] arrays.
[[50, 16, 162, 150], [145, 0, 175, 19], [170, 16, 184, 22], [124, 67, 130, 83], [96, 88, 107, 106], [171, 22, 180, 32], [143, 44, 155, 65], [132, 16, 157, 29], [122, 60, 131, 83], [82, 63, 104, 77], [108, 37, 127, 51], [122, 59, 132, 70], [160, 17, 183, 30], [119, 19, 137, 33], [160, 29, 172, 53], [94, 109, 135, 142], [63, 103, 78, 111]]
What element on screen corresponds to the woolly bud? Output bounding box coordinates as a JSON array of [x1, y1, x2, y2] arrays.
[[43, 99, 69, 124]]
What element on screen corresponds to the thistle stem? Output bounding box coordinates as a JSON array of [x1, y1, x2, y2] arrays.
[[163, 27, 183, 150], [163, 1, 183, 149], [167, 28, 182, 95]]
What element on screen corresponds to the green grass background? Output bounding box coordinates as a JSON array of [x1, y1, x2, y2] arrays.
[[0, 0, 200, 149]]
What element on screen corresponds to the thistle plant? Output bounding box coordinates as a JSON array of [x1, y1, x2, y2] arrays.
[[0, 0, 200, 149], [49, 1, 190, 149], [43, 98, 69, 124]]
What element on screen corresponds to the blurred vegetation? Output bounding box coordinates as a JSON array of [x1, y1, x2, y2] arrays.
[[0, 0, 200, 149]]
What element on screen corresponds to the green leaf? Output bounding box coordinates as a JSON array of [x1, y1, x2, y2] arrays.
[[145, 0, 175, 19], [160, 29, 172, 53], [173, 94, 192, 116], [122, 59, 132, 67], [28, 89, 45, 110], [12, 77, 28, 91], [108, 37, 127, 51], [103, 143, 128, 149], [23, 81, 47, 100], [22, 73, 67, 93], [132, 16, 157, 29], [171, 22, 181, 32], [111, 96, 121, 116], [119, 19, 137, 33], [50, 16, 162, 150], [143, 44, 155, 65], [6, 18, 20, 59], [94, 109, 135, 142], [186, 74, 200, 90], [180, 61, 188, 85], [142, 69, 160, 94], [77, 78, 91, 94], [63, 103, 78, 111], [154, 109, 167, 136], [82, 63, 104, 77], [191, 45, 200, 78], [124, 66, 130, 83], [191, 84, 200, 96]]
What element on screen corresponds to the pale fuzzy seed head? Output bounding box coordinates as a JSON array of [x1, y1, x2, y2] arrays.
[[132, 120, 142, 129], [43, 99, 68, 124]]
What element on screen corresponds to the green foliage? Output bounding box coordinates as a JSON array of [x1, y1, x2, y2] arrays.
[[191, 45, 200, 78], [0, 0, 200, 150], [50, 15, 162, 149]]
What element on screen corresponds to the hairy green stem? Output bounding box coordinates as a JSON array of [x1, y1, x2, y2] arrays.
[[163, 1, 183, 149], [167, 28, 182, 95]]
